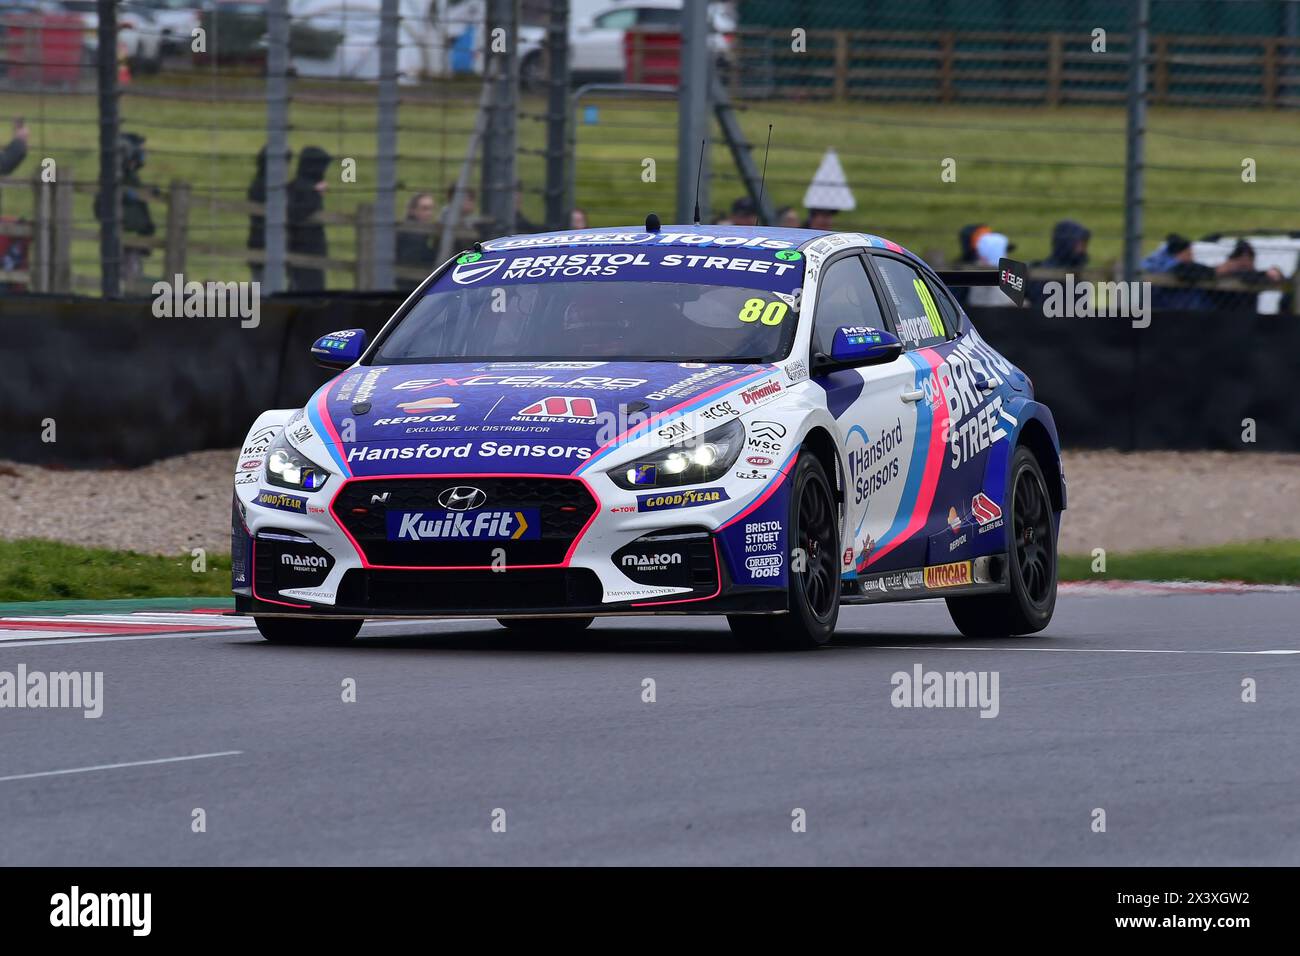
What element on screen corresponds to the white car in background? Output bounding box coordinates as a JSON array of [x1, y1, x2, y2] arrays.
[[519, 0, 736, 88], [47, 0, 165, 73], [135, 0, 203, 56]]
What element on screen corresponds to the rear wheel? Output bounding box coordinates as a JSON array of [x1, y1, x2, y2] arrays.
[[946, 445, 1057, 638], [728, 452, 840, 650], [254, 616, 362, 645], [498, 617, 594, 633]]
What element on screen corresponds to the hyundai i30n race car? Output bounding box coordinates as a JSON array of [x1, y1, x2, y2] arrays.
[[232, 223, 1064, 648]]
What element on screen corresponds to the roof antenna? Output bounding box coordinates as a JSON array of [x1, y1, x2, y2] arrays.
[[756, 124, 773, 225], [692, 137, 706, 225]]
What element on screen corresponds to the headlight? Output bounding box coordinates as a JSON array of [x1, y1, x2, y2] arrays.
[[264, 430, 331, 491], [608, 418, 745, 490]]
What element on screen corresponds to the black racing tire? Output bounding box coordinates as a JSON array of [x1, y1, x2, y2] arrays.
[[498, 617, 594, 633], [254, 616, 363, 645], [946, 445, 1057, 638], [728, 452, 840, 650]]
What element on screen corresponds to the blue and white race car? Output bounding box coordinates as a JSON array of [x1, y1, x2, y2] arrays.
[[232, 223, 1064, 648]]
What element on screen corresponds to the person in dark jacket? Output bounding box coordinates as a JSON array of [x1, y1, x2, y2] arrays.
[[287, 146, 332, 292], [246, 145, 285, 283], [1140, 233, 1255, 311], [1027, 219, 1091, 308], [93, 132, 155, 285], [1210, 240, 1286, 314], [0, 118, 28, 176], [396, 191, 436, 288]]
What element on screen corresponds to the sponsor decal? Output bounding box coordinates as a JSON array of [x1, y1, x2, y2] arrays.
[[746, 455, 774, 467], [482, 232, 796, 251], [255, 490, 309, 513], [609, 504, 636, 513], [534, 361, 606, 370], [699, 399, 738, 422], [242, 426, 278, 454], [655, 420, 691, 444], [972, 492, 1004, 533], [774, 249, 803, 261], [924, 560, 973, 589], [281, 553, 328, 572], [235, 472, 258, 485], [843, 547, 854, 567], [859, 568, 926, 594], [845, 328, 884, 346], [513, 396, 598, 423], [621, 552, 683, 570], [734, 468, 768, 480], [949, 533, 967, 553], [393, 375, 646, 392], [387, 509, 539, 542], [238, 458, 262, 471], [679, 362, 708, 369], [604, 586, 682, 601], [451, 257, 506, 285], [645, 366, 732, 402], [847, 419, 904, 506], [916, 332, 1018, 469], [291, 423, 313, 444], [785, 359, 808, 383], [637, 487, 729, 512], [747, 421, 786, 454], [739, 378, 783, 406], [346, 442, 592, 463], [746, 554, 783, 578], [947, 506, 962, 534], [744, 520, 781, 555]]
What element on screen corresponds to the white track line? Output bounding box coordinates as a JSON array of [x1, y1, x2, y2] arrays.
[[878, 645, 1300, 656], [0, 751, 243, 783]]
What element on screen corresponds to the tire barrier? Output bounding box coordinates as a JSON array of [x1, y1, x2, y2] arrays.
[[0, 295, 1294, 467]]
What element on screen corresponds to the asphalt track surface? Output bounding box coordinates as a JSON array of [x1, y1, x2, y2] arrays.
[[2, 590, 1298, 866]]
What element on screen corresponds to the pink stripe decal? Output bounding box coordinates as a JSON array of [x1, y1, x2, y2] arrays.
[[719, 449, 799, 531], [865, 348, 946, 566]]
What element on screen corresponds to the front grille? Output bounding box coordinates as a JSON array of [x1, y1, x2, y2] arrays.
[[332, 477, 597, 568], [336, 568, 603, 612]]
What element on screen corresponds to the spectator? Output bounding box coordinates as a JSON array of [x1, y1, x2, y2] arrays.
[[396, 192, 436, 279], [730, 196, 757, 227], [1141, 233, 1244, 311], [245, 145, 290, 283], [287, 146, 332, 293], [802, 208, 836, 230], [953, 223, 989, 307], [94, 132, 155, 285], [440, 181, 477, 231], [0, 118, 28, 176], [967, 231, 1016, 307], [1042, 219, 1091, 269], [1213, 239, 1286, 314], [570, 207, 588, 229], [775, 205, 799, 228]]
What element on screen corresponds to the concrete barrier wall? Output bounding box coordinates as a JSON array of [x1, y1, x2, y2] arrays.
[[1, 294, 1295, 467]]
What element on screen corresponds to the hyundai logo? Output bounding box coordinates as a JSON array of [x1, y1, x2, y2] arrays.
[[437, 486, 487, 511]]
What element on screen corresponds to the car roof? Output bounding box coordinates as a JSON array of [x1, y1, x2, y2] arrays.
[[481, 224, 926, 264]]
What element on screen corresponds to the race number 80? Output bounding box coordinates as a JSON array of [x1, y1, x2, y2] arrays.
[[738, 298, 788, 326]]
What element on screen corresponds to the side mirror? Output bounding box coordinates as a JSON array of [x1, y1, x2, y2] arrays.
[[814, 326, 903, 373], [310, 328, 366, 369]]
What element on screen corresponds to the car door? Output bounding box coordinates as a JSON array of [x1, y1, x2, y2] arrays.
[[862, 251, 992, 575], [807, 253, 926, 580], [572, 7, 636, 72]]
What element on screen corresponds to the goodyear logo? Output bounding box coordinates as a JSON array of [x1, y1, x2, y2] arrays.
[[636, 487, 730, 512], [923, 560, 972, 589], [255, 490, 308, 513]]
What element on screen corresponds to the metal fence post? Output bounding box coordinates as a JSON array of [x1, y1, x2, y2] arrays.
[[481, 0, 519, 238], [677, 0, 710, 223], [544, 0, 571, 231], [264, 0, 290, 294], [1122, 0, 1149, 284], [96, 0, 120, 296], [372, 0, 399, 289]]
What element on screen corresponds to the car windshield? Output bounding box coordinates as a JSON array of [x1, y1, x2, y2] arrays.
[[370, 244, 805, 364]]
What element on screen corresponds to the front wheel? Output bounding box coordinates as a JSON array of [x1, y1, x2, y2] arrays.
[[254, 616, 362, 645], [946, 445, 1057, 638], [728, 452, 840, 650]]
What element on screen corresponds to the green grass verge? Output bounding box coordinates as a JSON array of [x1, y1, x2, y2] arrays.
[[1058, 539, 1300, 585], [1, 537, 1297, 603], [0, 539, 232, 603]]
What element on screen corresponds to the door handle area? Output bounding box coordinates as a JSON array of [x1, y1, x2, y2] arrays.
[[900, 388, 925, 403]]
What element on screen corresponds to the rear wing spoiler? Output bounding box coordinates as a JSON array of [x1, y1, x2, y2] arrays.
[[935, 258, 1027, 306]]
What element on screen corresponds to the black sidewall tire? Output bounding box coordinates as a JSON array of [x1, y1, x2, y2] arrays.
[[786, 453, 841, 646], [1005, 447, 1057, 632]]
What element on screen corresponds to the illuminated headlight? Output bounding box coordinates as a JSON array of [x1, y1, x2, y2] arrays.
[[609, 418, 744, 490], [264, 431, 330, 491]]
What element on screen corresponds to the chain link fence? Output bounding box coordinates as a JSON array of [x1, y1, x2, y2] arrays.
[[1, 0, 1297, 307]]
